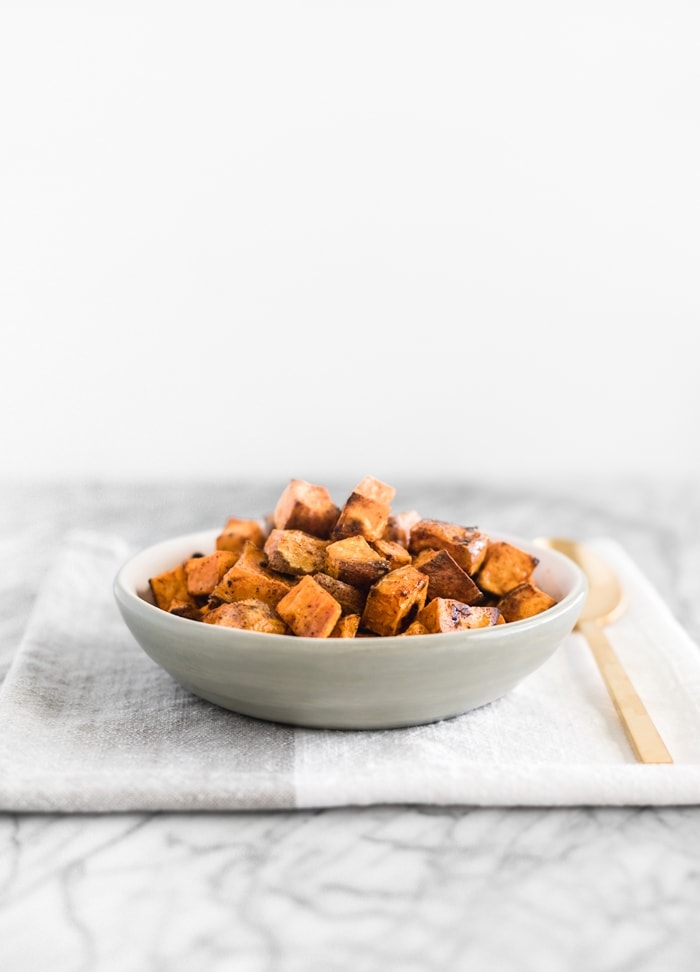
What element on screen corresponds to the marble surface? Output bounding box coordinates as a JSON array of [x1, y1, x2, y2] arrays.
[[1, 478, 699, 972]]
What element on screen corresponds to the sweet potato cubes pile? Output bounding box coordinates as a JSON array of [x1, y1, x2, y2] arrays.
[[148, 476, 557, 639]]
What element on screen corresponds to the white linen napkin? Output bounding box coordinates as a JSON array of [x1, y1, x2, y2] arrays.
[[1, 529, 699, 811]]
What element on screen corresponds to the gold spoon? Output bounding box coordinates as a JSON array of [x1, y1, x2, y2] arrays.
[[536, 537, 673, 764]]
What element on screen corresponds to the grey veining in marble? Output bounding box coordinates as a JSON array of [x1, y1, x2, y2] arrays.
[[2, 806, 700, 972], [1, 479, 699, 972]]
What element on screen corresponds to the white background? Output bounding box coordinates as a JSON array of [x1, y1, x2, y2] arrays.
[[1, 1, 698, 485]]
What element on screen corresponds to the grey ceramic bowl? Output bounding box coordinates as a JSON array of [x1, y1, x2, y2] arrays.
[[114, 528, 587, 730]]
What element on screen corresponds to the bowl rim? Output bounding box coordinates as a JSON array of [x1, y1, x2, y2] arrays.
[[113, 527, 588, 652]]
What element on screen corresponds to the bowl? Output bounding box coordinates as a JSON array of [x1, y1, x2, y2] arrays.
[[113, 528, 588, 730]]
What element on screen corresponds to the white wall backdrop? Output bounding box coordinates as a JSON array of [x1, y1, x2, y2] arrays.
[[1, 1, 698, 484]]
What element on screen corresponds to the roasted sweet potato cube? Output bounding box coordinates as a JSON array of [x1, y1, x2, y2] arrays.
[[498, 582, 557, 622], [216, 517, 266, 555], [400, 620, 430, 636], [417, 598, 503, 633], [211, 541, 294, 607], [371, 538, 412, 570], [331, 475, 396, 541], [203, 598, 289, 634], [263, 529, 329, 576], [312, 572, 366, 615], [324, 536, 391, 587], [185, 550, 238, 597], [276, 575, 342, 638], [408, 520, 489, 575], [361, 565, 429, 636], [383, 509, 421, 548], [353, 475, 396, 505], [168, 598, 203, 621], [273, 479, 340, 539], [413, 548, 482, 604], [149, 564, 192, 611], [332, 493, 392, 542], [477, 541, 539, 596], [330, 614, 361, 638]]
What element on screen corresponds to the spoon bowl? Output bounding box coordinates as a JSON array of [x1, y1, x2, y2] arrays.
[[536, 537, 673, 765], [536, 537, 625, 625]]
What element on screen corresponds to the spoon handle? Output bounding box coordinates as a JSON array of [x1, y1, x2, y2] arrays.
[[578, 620, 673, 763]]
